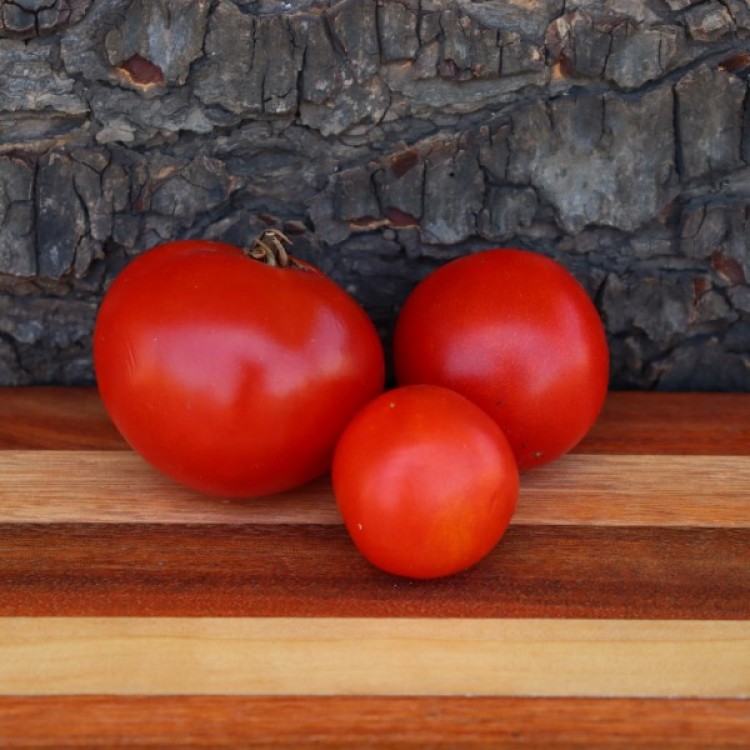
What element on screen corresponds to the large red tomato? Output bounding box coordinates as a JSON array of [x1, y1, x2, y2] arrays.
[[332, 384, 519, 579], [94, 231, 385, 497], [393, 248, 609, 470]]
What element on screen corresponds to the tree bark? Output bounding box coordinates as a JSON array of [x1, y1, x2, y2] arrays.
[[1, 0, 749, 389]]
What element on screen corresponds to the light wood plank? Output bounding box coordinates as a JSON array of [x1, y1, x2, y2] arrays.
[[1, 450, 749, 527], [519, 453, 750, 526], [0, 450, 337, 524], [0, 617, 748, 698]]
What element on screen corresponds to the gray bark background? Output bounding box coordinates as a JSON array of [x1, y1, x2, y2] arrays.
[[1, 0, 749, 389]]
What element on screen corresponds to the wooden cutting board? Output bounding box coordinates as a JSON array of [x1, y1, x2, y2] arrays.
[[0, 388, 748, 747]]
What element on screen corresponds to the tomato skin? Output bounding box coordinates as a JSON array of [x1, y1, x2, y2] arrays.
[[393, 249, 609, 470], [94, 239, 385, 498], [332, 385, 519, 580]]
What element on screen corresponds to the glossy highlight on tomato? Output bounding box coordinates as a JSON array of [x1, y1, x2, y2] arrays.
[[393, 248, 609, 470], [332, 385, 519, 580], [94, 234, 385, 498]]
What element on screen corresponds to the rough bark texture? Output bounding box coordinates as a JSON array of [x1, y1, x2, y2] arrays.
[[1, 0, 750, 388]]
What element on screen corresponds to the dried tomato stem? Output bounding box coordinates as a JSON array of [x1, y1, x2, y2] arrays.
[[247, 229, 293, 267]]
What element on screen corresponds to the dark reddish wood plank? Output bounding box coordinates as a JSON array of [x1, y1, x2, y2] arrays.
[[1, 696, 749, 748], [1, 523, 747, 619], [2, 388, 750, 455], [579, 392, 750, 455], [0, 387, 125, 450]]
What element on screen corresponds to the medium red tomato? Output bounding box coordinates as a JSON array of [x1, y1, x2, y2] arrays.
[[94, 231, 385, 498], [393, 248, 609, 470], [332, 384, 519, 579]]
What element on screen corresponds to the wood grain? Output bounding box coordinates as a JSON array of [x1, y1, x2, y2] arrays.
[[0, 387, 124, 450], [2, 451, 749, 527], [1, 388, 749, 747], [1, 524, 747, 618], [1, 617, 748, 697], [2, 696, 749, 749], [2, 388, 749, 455], [581, 391, 750, 456]]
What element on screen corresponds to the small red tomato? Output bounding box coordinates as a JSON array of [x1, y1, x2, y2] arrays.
[[393, 248, 609, 470], [332, 385, 519, 579], [94, 231, 385, 498]]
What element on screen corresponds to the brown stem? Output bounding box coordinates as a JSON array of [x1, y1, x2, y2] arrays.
[[247, 229, 294, 267]]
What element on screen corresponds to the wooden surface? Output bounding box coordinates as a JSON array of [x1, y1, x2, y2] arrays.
[[0, 388, 749, 747]]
